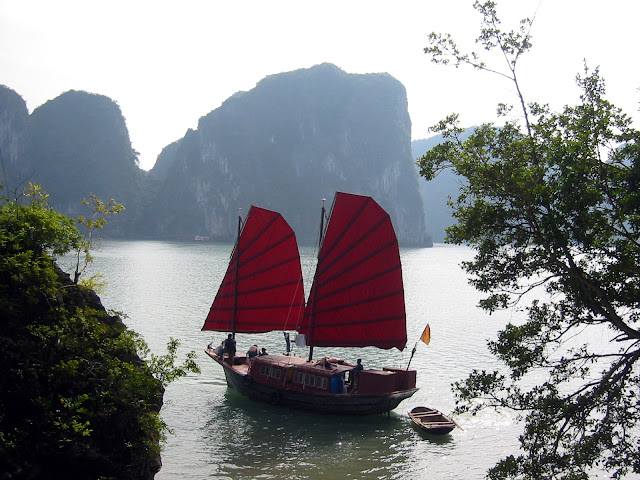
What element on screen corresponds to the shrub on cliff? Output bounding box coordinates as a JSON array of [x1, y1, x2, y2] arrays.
[[0, 185, 197, 479]]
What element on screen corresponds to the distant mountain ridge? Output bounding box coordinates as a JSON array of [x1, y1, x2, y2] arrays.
[[0, 65, 455, 246], [412, 130, 472, 243]]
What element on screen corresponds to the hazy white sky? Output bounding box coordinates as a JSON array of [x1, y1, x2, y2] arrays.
[[1, 1, 638, 171]]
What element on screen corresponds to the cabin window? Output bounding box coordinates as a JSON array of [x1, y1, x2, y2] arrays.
[[292, 371, 328, 390], [259, 365, 282, 379]]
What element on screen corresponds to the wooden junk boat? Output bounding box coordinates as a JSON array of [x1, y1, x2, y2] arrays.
[[203, 192, 418, 415], [409, 406, 457, 435]]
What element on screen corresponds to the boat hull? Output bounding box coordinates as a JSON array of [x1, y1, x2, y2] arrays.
[[207, 351, 418, 415]]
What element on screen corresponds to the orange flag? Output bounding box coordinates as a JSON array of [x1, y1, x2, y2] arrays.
[[420, 324, 431, 345]]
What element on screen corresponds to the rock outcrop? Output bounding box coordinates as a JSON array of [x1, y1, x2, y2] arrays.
[[0, 85, 30, 191]]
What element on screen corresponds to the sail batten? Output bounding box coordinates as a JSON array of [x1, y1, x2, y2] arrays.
[[319, 197, 369, 257], [309, 289, 406, 314], [202, 206, 305, 334], [315, 252, 400, 293], [218, 256, 302, 288], [215, 304, 305, 312], [299, 192, 407, 351], [237, 232, 297, 270], [312, 314, 406, 328], [316, 215, 387, 278]]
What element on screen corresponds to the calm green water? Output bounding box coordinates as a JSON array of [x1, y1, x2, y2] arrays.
[[68, 240, 528, 479]]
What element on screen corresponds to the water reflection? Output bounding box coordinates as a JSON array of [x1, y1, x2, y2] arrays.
[[201, 390, 418, 479]]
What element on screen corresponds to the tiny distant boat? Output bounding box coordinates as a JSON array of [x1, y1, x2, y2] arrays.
[[409, 406, 457, 435], [202, 192, 418, 415]]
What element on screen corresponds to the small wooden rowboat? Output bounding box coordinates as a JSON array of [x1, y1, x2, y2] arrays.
[[409, 406, 458, 435]]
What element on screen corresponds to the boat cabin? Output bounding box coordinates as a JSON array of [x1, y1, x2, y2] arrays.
[[246, 354, 416, 395]]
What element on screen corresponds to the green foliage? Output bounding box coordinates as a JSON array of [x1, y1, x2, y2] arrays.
[[142, 337, 201, 387], [0, 186, 199, 479], [420, 2, 640, 479], [0, 183, 82, 313], [1, 182, 82, 256], [73, 193, 125, 284]]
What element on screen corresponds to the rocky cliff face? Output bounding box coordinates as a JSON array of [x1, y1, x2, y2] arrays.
[[22, 90, 153, 234], [150, 64, 431, 246], [0, 85, 30, 190]]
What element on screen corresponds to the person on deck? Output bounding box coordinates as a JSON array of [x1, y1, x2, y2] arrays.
[[214, 341, 224, 357], [260, 347, 268, 356], [223, 334, 236, 365], [247, 345, 259, 358], [351, 358, 364, 393]]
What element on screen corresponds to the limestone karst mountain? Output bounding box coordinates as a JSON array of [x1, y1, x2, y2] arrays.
[[147, 64, 430, 246]]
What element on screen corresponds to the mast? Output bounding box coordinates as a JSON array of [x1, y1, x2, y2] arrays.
[[308, 198, 326, 361], [231, 208, 242, 340]]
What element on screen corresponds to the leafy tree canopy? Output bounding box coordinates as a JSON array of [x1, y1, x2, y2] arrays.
[[0, 184, 199, 480], [419, 2, 640, 479]]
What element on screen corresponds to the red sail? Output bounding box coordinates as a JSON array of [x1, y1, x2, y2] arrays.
[[202, 206, 305, 333], [299, 192, 407, 350]]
